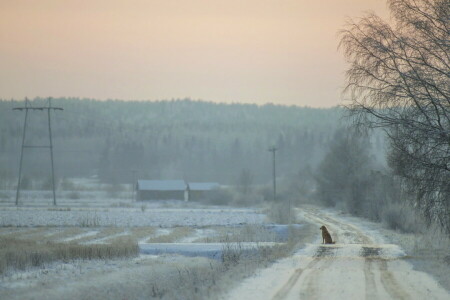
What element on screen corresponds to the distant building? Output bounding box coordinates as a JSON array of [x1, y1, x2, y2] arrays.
[[136, 180, 220, 201], [136, 180, 186, 201]]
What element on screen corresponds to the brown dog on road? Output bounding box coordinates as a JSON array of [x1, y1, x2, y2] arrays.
[[320, 225, 335, 244]]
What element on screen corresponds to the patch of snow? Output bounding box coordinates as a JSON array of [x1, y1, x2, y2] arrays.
[[83, 231, 129, 245], [59, 231, 99, 243], [176, 228, 217, 243], [138, 228, 173, 243], [139, 242, 282, 260]]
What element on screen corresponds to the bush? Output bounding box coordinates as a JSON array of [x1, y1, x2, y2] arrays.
[[61, 178, 76, 190], [78, 213, 100, 227], [0, 192, 10, 201], [266, 200, 293, 224], [221, 240, 244, 267], [203, 188, 233, 206], [68, 191, 81, 199], [19, 176, 32, 190], [381, 203, 423, 234], [106, 183, 124, 198], [40, 176, 56, 190]]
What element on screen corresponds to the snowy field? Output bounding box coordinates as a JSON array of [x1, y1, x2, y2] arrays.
[[0, 186, 295, 299], [0, 207, 265, 227], [0, 189, 266, 227], [1, 185, 448, 299]]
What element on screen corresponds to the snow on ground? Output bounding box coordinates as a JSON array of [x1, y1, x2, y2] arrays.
[[83, 230, 130, 245], [314, 206, 450, 291], [138, 228, 173, 243], [224, 206, 449, 300], [0, 189, 240, 209], [0, 254, 216, 300], [0, 190, 130, 208], [139, 242, 282, 260], [59, 230, 99, 242], [4, 184, 447, 300], [295, 243, 406, 259], [177, 228, 218, 243], [0, 207, 265, 227]]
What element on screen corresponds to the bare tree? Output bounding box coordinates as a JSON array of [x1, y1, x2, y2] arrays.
[[339, 0, 449, 233], [315, 129, 374, 214]]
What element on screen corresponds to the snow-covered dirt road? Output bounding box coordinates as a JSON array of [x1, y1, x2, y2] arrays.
[[224, 206, 449, 300]]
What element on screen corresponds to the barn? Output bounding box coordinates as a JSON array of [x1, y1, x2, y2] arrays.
[[136, 180, 220, 201], [136, 180, 187, 201]]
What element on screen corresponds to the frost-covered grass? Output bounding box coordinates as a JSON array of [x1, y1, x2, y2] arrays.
[[0, 236, 138, 275], [135, 223, 314, 300], [0, 222, 297, 274], [0, 182, 315, 299], [197, 224, 303, 244], [381, 224, 450, 291], [0, 222, 315, 300]]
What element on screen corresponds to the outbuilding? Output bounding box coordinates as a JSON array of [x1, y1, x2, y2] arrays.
[[136, 180, 220, 201], [136, 180, 187, 201]]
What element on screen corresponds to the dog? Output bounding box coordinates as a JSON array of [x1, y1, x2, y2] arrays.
[[320, 225, 335, 244]]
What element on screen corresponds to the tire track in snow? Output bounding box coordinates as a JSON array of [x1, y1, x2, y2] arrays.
[[300, 258, 337, 299], [301, 207, 411, 299], [272, 245, 339, 300], [364, 259, 378, 300], [379, 260, 410, 300], [304, 207, 412, 300], [272, 259, 320, 300], [299, 246, 339, 299], [226, 207, 448, 300]]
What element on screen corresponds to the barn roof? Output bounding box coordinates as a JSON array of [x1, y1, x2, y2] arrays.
[[137, 180, 186, 191], [188, 182, 220, 191]]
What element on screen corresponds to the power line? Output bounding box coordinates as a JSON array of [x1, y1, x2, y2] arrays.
[[13, 98, 63, 206]]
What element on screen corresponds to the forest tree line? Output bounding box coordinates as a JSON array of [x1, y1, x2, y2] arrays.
[[1, 98, 379, 188]]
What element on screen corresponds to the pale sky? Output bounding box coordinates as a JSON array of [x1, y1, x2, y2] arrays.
[[0, 0, 388, 107]]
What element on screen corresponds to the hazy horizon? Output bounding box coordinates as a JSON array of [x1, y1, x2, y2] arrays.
[[3, 96, 346, 109], [0, 0, 388, 108]]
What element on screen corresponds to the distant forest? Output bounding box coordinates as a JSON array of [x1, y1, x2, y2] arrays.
[[0, 98, 385, 186]]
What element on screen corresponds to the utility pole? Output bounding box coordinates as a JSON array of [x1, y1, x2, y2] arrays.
[[131, 169, 138, 201], [13, 98, 63, 206], [268, 146, 291, 224], [268, 147, 277, 202]]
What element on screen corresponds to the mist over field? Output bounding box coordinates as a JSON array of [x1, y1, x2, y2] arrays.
[[0, 0, 448, 299], [1, 98, 384, 186]]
